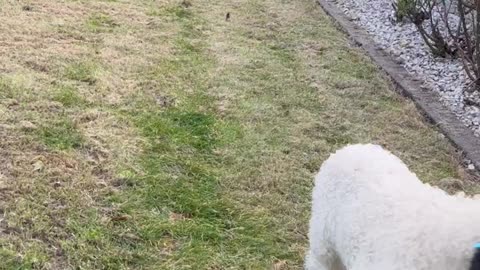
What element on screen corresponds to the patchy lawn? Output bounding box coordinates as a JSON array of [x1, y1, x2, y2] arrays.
[[0, 0, 477, 269]]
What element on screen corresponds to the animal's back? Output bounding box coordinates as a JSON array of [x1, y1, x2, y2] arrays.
[[308, 144, 451, 269], [311, 144, 424, 213]]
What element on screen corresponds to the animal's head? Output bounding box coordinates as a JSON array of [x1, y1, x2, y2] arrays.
[[470, 244, 480, 270]]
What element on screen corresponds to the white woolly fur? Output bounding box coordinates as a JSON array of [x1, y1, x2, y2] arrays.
[[306, 144, 480, 270]]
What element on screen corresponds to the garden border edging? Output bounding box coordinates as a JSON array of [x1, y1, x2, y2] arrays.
[[316, 0, 480, 170]]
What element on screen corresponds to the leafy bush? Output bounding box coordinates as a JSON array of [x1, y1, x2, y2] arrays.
[[393, 0, 480, 90]]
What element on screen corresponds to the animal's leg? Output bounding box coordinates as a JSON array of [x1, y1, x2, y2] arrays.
[[304, 247, 335, 270]]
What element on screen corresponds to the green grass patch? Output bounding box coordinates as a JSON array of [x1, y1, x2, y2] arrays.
[[148, 5, 193, 20], [86, 13, 118, 33], [64, 61, 98, 84], [61, 210, 138, 269], [140, 110, 216, 152], [52, 85, 85, 107], [38, 118, 85, 150], [0, 78, 17, 99], [0, 246, 48, 270], [110, 104, 294, 268]]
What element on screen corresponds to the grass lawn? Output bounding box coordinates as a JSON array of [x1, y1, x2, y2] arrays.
[[0, 0, 477, 269]]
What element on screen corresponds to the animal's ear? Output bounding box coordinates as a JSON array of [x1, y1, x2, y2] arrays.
[[470, 249, 480, 270]]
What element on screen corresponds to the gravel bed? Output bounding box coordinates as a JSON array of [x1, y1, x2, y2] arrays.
[[326, 0, 480, 136]]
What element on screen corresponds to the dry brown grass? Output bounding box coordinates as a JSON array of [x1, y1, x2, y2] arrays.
[[0, 0, 175, 268]]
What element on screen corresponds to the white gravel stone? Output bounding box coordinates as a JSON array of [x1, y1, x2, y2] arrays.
[[327, 0, 480, 136]]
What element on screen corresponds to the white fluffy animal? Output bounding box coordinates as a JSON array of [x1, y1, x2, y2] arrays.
[[305, 144, 480, 270]]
